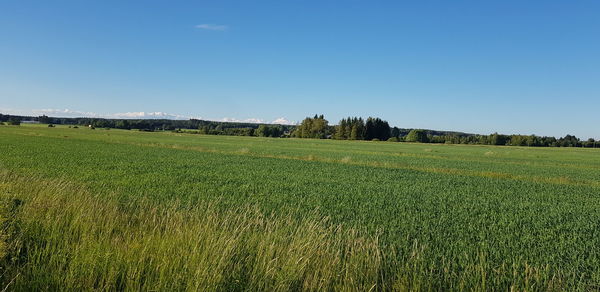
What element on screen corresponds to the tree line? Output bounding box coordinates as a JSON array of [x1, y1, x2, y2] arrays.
[[333, 117, 393, 141], [0, 114, 293, 137], [1, 113, 598, 148], [291, 114, 599, 148]]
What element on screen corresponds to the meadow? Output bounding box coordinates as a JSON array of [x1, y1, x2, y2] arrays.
[[1, 124, 599, 291]]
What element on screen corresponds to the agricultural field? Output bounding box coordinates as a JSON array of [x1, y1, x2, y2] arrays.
[[1, 124, 600, 290]]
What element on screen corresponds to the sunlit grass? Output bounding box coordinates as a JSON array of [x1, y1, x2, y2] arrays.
[[1, 125, 599, 290], [0, 171, 577, 291]]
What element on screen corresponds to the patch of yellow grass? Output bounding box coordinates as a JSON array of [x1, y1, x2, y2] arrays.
[[237, 148, 250, 154]]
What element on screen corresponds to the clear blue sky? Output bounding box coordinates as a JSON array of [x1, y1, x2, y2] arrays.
[[1, 1, 599, 138]]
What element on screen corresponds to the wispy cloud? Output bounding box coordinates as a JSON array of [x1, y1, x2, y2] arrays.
[[195, 24, 228, 31]]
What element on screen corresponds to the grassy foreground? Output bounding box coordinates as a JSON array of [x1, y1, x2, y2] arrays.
[[1, 125, 600, 290], [0, 171, 397, 291]]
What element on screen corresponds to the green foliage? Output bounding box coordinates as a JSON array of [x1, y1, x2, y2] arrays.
[[391, 127, 400, 138], [584, 138, 597, 148], [6, 119, 20, 126], [293, 114, 329, 138], [489, 132, 509, 145], [335, 117, 391, 141], [115, 119, 131, 130], [365, 117, 391, 141], [38, 115, 51, 124], [405, 129, 429, 143], [351, 118, 366, 140], [334, 117, 365, 140], [333, 118, 349, 140], [256, 125, 283, 137], [557, 134, 581, 147]]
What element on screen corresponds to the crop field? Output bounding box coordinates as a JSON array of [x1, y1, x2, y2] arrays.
[[1, 124, 600, 290]]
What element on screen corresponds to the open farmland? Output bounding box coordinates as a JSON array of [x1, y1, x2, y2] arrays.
[[1, 124, 600, 290]]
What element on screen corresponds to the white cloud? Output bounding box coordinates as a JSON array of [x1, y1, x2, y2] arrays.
[[220, 117, 265, 124], [271, 117, 295, 125], [220, 117, 296, 125], [195, 24, 228, 31], [0, 108, 26, 116], [23, 109, 189, 120], [244, 118, 265, 123], [111, 112, 188, 120], [33, 108, 100, 117]]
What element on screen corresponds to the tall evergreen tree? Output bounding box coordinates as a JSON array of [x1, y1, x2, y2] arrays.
[[365, 118, 375, 140], [391, 127, 400, 138], [334, 118, 347, 139]]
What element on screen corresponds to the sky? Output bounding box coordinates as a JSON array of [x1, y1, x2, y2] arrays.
[[1, 0, 599, 138]]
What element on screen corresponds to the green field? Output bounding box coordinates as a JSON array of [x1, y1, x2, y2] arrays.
[[1, 124, 600, 290]]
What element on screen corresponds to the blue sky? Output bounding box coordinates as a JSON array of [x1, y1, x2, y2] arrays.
[[1, 1, 599, 138]]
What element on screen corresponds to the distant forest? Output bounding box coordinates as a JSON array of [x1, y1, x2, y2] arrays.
[[1, 113, 597, 148]]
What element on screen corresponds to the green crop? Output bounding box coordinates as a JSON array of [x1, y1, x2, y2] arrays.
[[1, 124, 599, 290]]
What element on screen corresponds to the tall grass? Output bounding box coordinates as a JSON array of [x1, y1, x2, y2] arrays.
[[0, 171, 397, 290], [0, 171, 579, 291]]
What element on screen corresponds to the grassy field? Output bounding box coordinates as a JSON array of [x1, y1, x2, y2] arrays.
[[1, 124, 600, 290]]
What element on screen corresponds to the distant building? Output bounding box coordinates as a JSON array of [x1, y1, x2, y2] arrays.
[[21, 120, 40, 124]]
